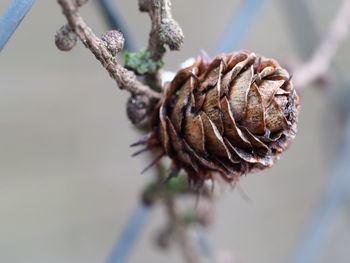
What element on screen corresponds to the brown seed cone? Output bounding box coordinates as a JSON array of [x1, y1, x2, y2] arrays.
[[149, 51, 299, 186]]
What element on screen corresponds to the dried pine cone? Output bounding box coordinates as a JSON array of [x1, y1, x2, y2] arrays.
[[136, 51, 299, 186]]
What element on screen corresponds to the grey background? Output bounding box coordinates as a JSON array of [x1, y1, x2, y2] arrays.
[[0, 0, 349, 263]]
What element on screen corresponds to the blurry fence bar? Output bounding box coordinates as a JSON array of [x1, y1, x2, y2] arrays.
[[107, 204, 151, 263], [279, 0, 319, 57], [215, 0, 269, 54], [0, 0, 35, 51]]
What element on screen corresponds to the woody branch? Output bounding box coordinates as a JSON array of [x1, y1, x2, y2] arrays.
[[57, 0, 161, 101], [139, 0, 184, 89], [293, 0, 350, 88]]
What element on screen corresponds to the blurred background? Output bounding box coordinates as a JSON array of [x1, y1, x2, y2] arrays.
[[1, 0, 350, 263]]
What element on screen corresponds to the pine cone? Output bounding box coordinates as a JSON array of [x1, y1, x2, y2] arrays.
[[140, 51, 299, 186]]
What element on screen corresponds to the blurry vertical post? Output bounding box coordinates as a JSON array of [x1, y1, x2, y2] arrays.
[[0, 0, 35, 51]]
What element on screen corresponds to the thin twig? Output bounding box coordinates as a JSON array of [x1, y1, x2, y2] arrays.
[[139, 0, 184, 89], [293, 0, 350, 88], [153, 162, 202, 263], [57, 0, 161, 100], [163, 195, 201, 263]]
